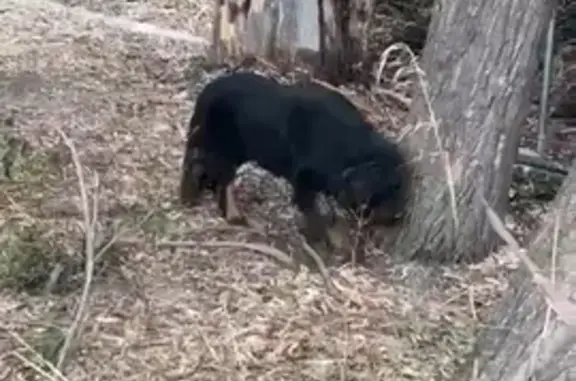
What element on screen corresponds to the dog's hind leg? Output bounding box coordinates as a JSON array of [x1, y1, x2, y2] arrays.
[[292, 183, 335, 266], [180, 154, 207, 206], [204, 154, 247, 225], [217, 182, 248, 225], [180, 122, 208, 206], [339, 216, 368, 265]]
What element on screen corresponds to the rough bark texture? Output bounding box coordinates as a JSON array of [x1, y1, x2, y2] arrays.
[[318, 0, 373, 84], [456, 165, 576, 381], [210, 0, 255, 64], [550, 44, 576, 120], [393, 0, 554, 262], [210, 0, 372, 85], [211, 0, 314, 65]]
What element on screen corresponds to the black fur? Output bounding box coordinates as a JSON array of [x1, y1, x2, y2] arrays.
[[180, 72, 409, 263]]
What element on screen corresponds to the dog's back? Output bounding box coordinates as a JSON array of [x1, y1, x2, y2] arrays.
[[181, 73, 280, 204], [293, 82, 367, 124], [280, 85, 383, 176], [189, 72, 408, 222], [190, 72, 280, 128], [283, 84, 408, 221], [197, 73, 298, 178]]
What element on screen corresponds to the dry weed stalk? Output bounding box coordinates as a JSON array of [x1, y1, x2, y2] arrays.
[[483, 197, 576, 378], [8, 332, 69, 381], [53, 127, 97, 370], [376, 42, 459, 228], [158, 239, 343, 299], [483, 198, 576, 327], [92, 208, 157, 264], [300, 241, 340, 297], [158, 239, 296, 270]]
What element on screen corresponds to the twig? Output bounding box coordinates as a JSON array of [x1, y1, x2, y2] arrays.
[[377, 42, 459, 227], [300, 241, 341, 299], [54, 127, 96, 370], [468, 287, 478, 320], [158, 238, 345, 300], [11, 352, 62, 381], [7, 331, 69, 381], [483, 198, 576, 326], [157, 239, 297, 270], [93, 208, 157, 264], [528, 212, 559, 375], [516, 148, 568, 176], [536, 9, 556, 155], [372, 87, 412, 109]]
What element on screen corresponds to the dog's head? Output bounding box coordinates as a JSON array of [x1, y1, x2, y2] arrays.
[[335, 145, 410, 226]]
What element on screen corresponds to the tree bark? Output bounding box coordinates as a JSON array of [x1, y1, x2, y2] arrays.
[[318, 0, 373, 84], [210, 0, 372, 85], [550, 44, 576, 119], [210, 0, 313, 66], [456, 165, 576, 381], [210, 0, 246, 64], [393, 0, 554, 262]]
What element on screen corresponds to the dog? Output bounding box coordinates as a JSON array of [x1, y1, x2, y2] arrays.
[[180, 72, 409, 263]]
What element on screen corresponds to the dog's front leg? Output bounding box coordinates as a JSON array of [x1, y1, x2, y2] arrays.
[[292, 184, 336, 266]]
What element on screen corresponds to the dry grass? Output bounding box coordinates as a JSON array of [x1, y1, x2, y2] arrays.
[[0, 1, 520, 380]]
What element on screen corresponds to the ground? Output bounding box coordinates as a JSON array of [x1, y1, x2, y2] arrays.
[[0, 1, 519, 380]]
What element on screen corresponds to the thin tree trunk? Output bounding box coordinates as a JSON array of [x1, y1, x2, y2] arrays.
[[318, 0, 372, 84], [394, 0, 554, 262], [211, 0, 310, 66], [210, 0, 251, 64], [456, 165, 576, 381], [210, 0, 372, 85]]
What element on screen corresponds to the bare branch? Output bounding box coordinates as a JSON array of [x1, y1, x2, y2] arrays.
[[53, 127, 96, 370]]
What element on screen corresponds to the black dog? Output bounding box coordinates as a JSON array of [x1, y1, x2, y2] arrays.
[[180, 72, 409, 263], [179, 73, 279, 224]]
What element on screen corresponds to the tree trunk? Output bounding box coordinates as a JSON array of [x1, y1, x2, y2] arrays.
[[393, 0, 554, 262], [550, 44, 576, 119], [210, 0, 372, 85], [456, 165, 576, 381], [318, 0, 373, 84], [210, 0, 253, 64]]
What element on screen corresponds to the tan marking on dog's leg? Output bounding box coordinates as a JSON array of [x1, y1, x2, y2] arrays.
[[218, 184, 247, 225], [179, 160, 203, 206], [340, 217, 369, 265], [326, 215, 349, 251], [180, 124, 205, 206], [298, 211, 335, 266], [218, 1, 238, 59], [211, 0, 222, 62]]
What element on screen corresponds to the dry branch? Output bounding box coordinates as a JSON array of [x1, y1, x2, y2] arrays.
[[461, 167, 576, 381], [157, 239, 297, 270], [157, 238, 344, 299], [92, 208, 157, 264], [7, 332, 69, 381], [300, 241, 340, 298], [53, 128, 97, 371], [484, 199, 576, 326], [516, 148, 569, 177]]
